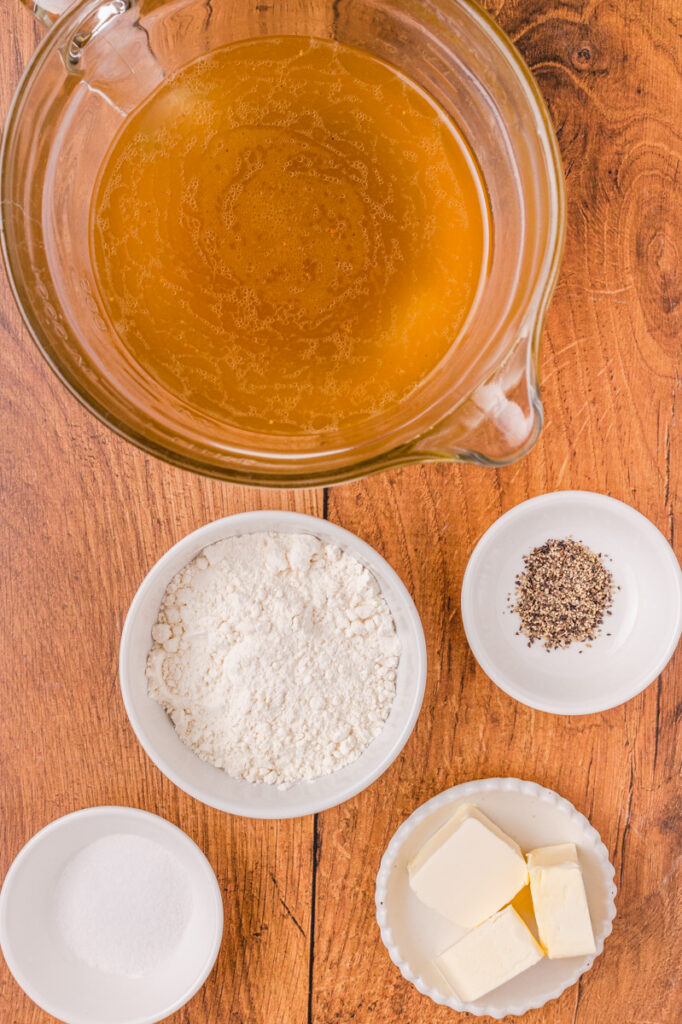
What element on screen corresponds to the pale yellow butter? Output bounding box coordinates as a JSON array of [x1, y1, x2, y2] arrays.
[[408, 804, 528, 928], [435, 904, 544, 1002], [527, 843, 596, 958]]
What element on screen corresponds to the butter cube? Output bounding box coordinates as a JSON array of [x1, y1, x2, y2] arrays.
[[435, 904, 544, 1002], [408, 804, 528, 928], [527, 843, 596, 958]]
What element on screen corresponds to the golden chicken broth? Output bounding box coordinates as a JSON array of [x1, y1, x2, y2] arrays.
[[91, 36, 489, 437]]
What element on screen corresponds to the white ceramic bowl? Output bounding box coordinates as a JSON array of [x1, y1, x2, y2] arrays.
[[375, 777, 616, 1018], [120, 511, 427, 818], [0, 807, 223, 1024], [461, 490, 682, 714]]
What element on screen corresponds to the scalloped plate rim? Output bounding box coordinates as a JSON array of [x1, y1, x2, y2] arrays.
[[375, 777, 617, 1018]]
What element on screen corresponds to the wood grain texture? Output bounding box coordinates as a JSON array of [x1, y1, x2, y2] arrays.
[[1, 1, 680, 1023]]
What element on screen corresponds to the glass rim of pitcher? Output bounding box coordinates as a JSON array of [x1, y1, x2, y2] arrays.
[[1, 0, 566, 485]]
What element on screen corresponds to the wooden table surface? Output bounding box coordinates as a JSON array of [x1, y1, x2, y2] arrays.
[[1, 1, 680, 1022]]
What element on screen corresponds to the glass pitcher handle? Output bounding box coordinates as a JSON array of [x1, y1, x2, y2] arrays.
[[18, 0, 73, 28], [18, 0, 128, 32], [18, 0, 133, 75]]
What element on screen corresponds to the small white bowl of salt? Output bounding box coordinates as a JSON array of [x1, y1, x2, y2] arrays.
[[0, 806, 223, 1024]]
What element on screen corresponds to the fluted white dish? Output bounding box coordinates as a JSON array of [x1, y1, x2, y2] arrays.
[[375, 777, 617, 1018], [120, 511, 427, 818]]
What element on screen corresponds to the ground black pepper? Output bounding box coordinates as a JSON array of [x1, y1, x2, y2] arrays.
[[509, 538, 616, 651]]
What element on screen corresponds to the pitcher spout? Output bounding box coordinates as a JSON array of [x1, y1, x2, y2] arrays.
[[413, 326, 544, 467]]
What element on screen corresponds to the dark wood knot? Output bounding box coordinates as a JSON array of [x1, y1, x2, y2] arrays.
[[572, 43, 593, 69]]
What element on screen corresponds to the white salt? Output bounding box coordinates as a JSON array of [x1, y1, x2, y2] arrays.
[[54, 833, 192, 977]]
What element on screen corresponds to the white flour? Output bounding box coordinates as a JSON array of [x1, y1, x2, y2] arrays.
[[146, 532, 400, 788]]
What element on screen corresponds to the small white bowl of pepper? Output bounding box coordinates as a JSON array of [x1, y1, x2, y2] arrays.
[[461, 491, 682, 714]]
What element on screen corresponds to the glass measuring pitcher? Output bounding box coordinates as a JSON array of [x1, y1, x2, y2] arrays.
[[2, 0, 565, 487]]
